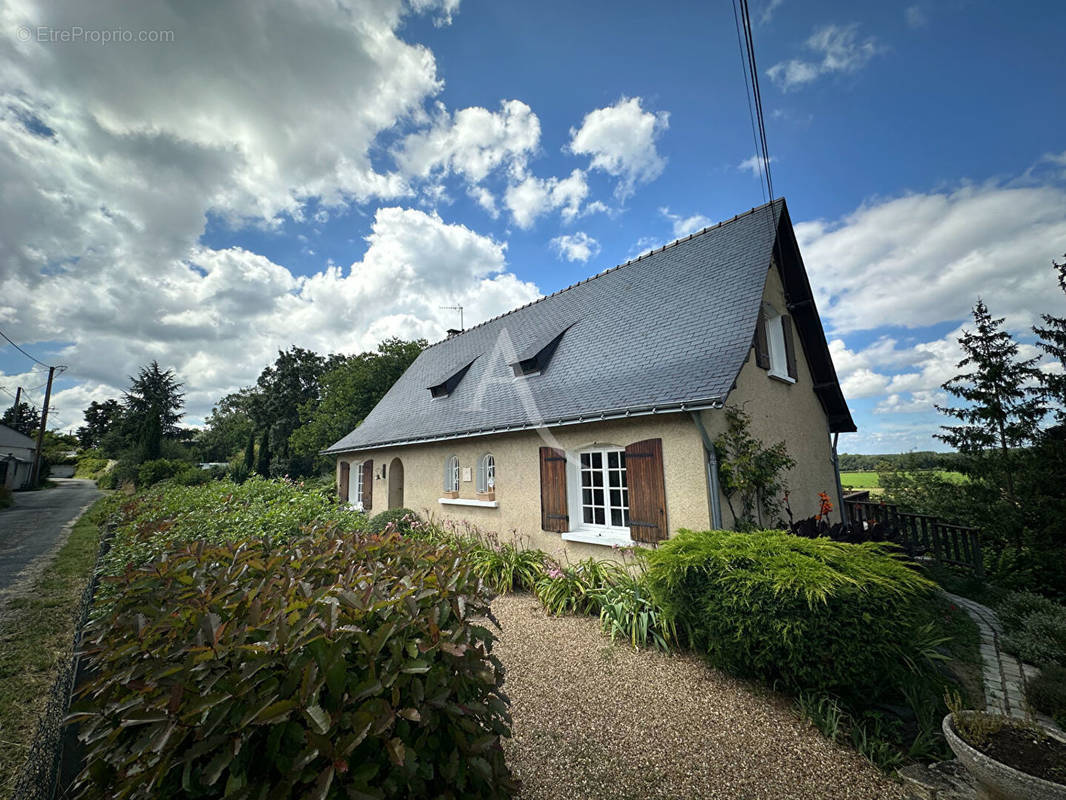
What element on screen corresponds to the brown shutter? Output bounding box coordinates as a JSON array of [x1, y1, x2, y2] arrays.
[[361, 459, 374, 511], [782, 314, 798, 380], [625, 438, 668, 543], [753, 306, 770, 370], [539, 447, 569, 532], [338, 461, 350, 502]]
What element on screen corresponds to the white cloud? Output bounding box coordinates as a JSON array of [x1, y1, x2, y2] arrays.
[[759, 0, 785, 25], [568, 97, 669, 200], [550, 232, 600, 263], [874, 390, 946, 414], [0, 1, 556, 430], [905, 6, 928, 29], [796, 183, 1066, 335], [660, 207, 712, 238], [738, 154, 776, 176], [768, 24, 882, 91], [393, 99, 541, 185], [503, 169, 589, 229]]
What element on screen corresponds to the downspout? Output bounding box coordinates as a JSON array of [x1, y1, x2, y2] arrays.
[[831, 431, 846, 526], [690, 411, 723, 530]]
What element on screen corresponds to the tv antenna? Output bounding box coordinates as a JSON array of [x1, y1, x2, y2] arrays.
[[440, 305, 464, 331]]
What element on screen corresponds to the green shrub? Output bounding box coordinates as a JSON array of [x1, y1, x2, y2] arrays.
[[533, 558, 628, 616], [98, 459, 138, 490], [997, 591, 1064, 634], [98, 478, 366, 597], [594, 573, 675, 651], [71, 529, 514, 799], [167, 466, 213, 486], [229, 461, 251, 485], [366, 507, 420, 535], [137, 458, 194, 487], [1027, 665, 1066, 728], [642, 529, 940, 699], [1002, 610, 1066, 668], [74, 456, 109, 479], [468, 541, 546, 594]]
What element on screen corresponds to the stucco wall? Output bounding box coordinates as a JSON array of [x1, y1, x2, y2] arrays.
[[335, 414, 710, 562], [696, 261, 840, 527]]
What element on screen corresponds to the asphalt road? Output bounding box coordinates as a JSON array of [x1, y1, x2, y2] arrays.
[[0, 478, 102, 594]]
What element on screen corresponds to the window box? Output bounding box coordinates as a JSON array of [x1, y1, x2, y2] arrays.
[[441, 490, 459, 499], [476, 490, 495, 501], [439, 497, 499, 508]]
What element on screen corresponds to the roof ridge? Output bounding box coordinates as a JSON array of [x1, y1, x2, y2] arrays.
[[425, 197, 785, 349]]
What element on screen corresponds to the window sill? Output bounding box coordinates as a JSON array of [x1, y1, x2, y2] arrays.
[[438, 497, 499, 508], [768, 372, 796, 385], [561, 529, 633, 548]]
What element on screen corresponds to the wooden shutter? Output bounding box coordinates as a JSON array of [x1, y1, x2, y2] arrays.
[[782, 314, 798, 380], [361, 460, 374, 511], [753, 306, 771, 369], [539, 447, 569, 532], [338, 461, 350, 503], [625, 438, 668, 544]]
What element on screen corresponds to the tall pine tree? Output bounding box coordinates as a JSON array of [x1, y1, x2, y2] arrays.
[[1033, 255, 1066, 423], [935, 299, 1045, 500]]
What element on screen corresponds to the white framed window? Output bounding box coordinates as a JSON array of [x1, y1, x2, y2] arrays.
[[444, 455, 460, 492], [578, 448, 629, 529], [349, 460, 365, 508], [763, 305, 796, 383], [476, 453, 495, 493]]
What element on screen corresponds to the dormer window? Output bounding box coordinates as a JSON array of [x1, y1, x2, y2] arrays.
[[509, 324, 573, 378], [427, 359, 476, 398]]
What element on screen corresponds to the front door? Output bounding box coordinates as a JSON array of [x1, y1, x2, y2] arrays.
[[388, 458, 404, 509]]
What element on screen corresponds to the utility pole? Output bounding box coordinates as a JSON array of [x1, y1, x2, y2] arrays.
[[12, 386, 21, 429], [31, 366, 55, 487]]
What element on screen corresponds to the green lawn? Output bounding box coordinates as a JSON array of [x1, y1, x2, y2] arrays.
[[0, 499, 105, 793]]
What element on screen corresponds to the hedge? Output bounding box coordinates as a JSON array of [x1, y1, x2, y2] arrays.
[[71, 528, 515, 799]]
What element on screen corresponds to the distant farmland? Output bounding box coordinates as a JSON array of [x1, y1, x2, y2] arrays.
[[839, 470, 967, 491]]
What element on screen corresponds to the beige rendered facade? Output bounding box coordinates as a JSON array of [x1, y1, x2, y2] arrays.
[[333, 262, 842, 560]]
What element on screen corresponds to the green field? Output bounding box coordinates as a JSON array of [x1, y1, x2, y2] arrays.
[[839, 470, 967, 490]]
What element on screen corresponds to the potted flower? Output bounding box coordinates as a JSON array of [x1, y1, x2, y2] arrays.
[[942, 704, 1066, 800]]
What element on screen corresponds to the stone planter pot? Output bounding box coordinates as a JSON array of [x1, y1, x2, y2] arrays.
[[943, 712, 1066, 800]]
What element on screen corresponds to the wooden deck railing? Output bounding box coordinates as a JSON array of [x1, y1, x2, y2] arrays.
[[842, 499, 984, 577]]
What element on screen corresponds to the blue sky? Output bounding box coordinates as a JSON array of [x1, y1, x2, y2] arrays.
[[1, 0, 1064, 452]]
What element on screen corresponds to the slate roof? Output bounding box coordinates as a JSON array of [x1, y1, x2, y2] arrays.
[[326, 198, 854, 454]]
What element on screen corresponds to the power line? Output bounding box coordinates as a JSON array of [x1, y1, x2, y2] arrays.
[[0, 326, 54, 368], [733, 0, 776, 205]]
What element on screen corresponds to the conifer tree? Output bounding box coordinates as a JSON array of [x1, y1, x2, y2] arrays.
[[244, 428, 256, 470], [935, 299, 1045, 499], [256, 429, 271, 477], [1033, 255, 1066, 422]]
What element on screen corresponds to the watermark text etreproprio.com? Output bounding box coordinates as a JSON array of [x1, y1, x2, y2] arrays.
[[16, 25, 175, 44]]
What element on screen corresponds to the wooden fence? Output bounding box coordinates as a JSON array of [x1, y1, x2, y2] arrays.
[[842, 498, 984, 577]]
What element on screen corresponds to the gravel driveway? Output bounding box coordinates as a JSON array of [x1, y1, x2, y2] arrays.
[[491, 593, 906, 800]]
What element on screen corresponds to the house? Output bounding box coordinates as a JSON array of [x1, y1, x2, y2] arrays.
[[0, 423, 37, 490], [325, 198, 855, 558]]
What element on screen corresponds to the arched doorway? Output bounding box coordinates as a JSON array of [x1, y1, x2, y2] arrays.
[[388, 458, 404, 509]]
